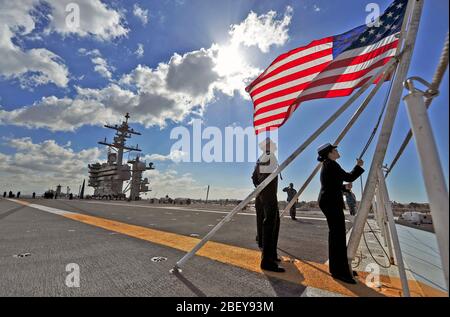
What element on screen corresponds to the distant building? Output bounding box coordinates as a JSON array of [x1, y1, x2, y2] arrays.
[[401, 211, 433, 225]]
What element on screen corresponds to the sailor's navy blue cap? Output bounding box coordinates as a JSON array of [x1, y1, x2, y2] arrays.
[[317, 143, 337, 156]]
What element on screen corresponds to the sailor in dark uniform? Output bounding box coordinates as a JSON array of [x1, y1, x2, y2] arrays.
[[253, 194, 264, 250], [283, 183, 298, 220], [252, 150, 265, 250], [252, 138, 284, 273], [317, 143, 364, 284]]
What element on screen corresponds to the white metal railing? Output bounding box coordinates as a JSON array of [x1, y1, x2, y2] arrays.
[[377, 168, 410, 296]]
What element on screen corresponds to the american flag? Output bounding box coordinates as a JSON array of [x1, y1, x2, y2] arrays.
[[246, 0, 408, 134]]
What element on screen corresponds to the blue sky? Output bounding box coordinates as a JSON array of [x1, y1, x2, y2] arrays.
[[0, 0, 448, 203]]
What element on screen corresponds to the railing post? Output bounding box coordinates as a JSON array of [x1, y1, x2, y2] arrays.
[[375, 187, 395, 263], [403, 79, 449, 291], [378, 169, 411, 297]]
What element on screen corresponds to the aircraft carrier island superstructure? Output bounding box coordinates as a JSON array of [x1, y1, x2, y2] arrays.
[[88, 113, 154, 200]]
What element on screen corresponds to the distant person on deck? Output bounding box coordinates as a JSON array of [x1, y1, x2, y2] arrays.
[[3, 192, 6, 198], [283, 183, 298, 220], [17, 192, 21, 199], [8, 191, 13, 198], [317, 143, 364, 285], [343, 183, 357, 216]]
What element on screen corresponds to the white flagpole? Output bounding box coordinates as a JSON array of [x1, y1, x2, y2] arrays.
[[347, 0, 424, 260]]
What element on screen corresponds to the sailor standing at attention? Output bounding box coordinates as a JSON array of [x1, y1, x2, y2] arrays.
[[252, 138, 285, 273], [317, 143, 364, 284]]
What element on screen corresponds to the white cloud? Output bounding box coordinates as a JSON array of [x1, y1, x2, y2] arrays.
[[135, 43, 145, 58], [133, 3, 149, 26], [0, 0, 129, 89], [91, 57, 113, 78], [1, 84, 137, 131], [79, 48, 113, 79], [143, 169, 199, 198], [0, 0, 69, 88], [143, 150, 187, 163], [0, 137, 102, 194], [313, 5, 321, 12], [165, 48, 219, 97], [229, 6, 293, 53], [45, 0, 128, 40], [0, 43, 260, 131], [1, 7, 295, 131], [143, 168, 248, 199]]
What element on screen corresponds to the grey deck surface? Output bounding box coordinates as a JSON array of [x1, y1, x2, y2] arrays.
[[0, 198, 338, 297]]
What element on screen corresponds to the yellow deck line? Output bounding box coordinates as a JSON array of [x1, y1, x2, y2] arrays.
[[7, 199, 447, 297], [9, 199, 31, 206]]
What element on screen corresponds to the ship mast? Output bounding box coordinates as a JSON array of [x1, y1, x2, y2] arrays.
[[98, 112, 142, 165]]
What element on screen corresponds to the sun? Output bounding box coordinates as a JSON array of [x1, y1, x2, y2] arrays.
[[214, 43, 248, 77]]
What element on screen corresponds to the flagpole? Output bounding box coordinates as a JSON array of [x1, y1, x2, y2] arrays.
[[172, 58, 397, 272], [347, 0, 424, 262], [280, 62, 398, 217]]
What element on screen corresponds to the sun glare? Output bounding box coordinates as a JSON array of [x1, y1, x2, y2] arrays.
[[214, 44, 248, 77]]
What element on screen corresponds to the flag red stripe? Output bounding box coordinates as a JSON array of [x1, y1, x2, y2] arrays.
[[323, 40, 398, 71], [250, 61, 330, 101], [287, 74, 377, 117], [254, 112, 292, 128], [252, 56, 391, 111], [302, 57, 392, 92], [255, 62, 387, 125], [248, 48, 333, 93], [250, 40, 397, 104], [269, 37, 333, 66], [254, 99, 294, 118], [246, 37, 333, 92]]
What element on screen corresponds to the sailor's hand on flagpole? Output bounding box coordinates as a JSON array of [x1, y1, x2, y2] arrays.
[[356, 159, 364, 167]]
